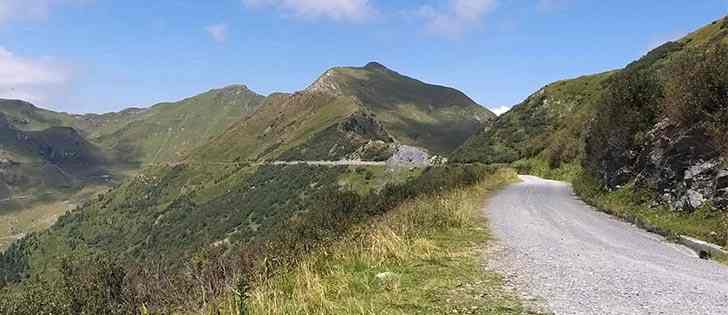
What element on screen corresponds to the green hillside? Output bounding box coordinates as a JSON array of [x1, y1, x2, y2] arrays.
[[0, 113, 109, 197], [452, 71, 614, 167], [0, 100, 82, 132], [192, 91, 395, 163], [454, 16, 728, 173], [93, 85, 265, 164]]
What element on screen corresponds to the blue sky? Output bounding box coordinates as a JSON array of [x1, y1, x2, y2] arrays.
[[0, 0, 726, 114]]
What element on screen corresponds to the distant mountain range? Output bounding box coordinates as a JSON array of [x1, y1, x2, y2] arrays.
[[0, 62, 495, 279], [0, 63, 493, 207]]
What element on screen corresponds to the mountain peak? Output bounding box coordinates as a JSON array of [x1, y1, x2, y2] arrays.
[[364, 62, 388, 71]]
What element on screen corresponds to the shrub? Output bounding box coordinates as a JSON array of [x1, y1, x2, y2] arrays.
[[662, 44, 728, 156]]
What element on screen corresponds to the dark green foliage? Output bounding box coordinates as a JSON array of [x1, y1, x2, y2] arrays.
[[585, 61, 663, 186], [60, 256, 131, 315], [585, 39, 728, 188], [662, 44, 728, 155]]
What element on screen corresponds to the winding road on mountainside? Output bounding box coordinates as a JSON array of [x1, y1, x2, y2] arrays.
[[485, 175, 728, 315], [162, 160, 388, 167]]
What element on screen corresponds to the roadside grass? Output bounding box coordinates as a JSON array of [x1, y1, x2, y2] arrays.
[[204, 168, 524, 315], [573, 174, 727, 248], [511, 158, 582, 183]]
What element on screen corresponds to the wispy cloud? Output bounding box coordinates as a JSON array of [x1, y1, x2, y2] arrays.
[[206, 23, 228, 43], [0, 47, 71, 105], [489, 105, 510, 116], [415, 0, 497, 38], [0, 0, 91, 25], [243, 0, 375, 22]]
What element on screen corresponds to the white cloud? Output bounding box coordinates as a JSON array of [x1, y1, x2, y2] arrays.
[[489, 105, 510, 116], [0, 0, 90, 25], [416, 0, 497, 38], [0, 47, 71, 105], [206, 24, 228, 43], [243, 0, 375, 22]]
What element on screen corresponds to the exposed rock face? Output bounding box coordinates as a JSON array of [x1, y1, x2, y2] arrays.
[[604, 119, 728, 210], [387, 145, 431, 168]]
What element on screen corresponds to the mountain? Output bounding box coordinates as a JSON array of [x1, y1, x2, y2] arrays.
[[191, 91, 396, 163], [305, 62, 496, 153], [195, 63, 495, 163], [0, 86, 266, 253], [1, 85, 266, 167]]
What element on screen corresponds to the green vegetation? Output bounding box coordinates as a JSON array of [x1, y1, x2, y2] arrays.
[[0, 99, 82, 132], [0, 165, 520, 315], [511, 158, 582, 182], [92, 85, 265, 164], [337, 166, 422, 195], [452, 71, 613, 167], [239, 168, 522, 315]]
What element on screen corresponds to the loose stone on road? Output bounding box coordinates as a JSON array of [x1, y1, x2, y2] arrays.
[[485, 175, 728, 315]]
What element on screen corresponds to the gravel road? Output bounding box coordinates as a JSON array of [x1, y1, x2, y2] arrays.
[[485, 175, 728, 315]]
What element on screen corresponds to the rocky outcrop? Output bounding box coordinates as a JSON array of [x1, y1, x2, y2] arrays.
[[386, 145, 433, 168], [612, 119, 728, 210]]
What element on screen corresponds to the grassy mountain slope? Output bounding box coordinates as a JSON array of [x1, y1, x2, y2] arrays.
[[0, 86, 266, 253], [306, 62, 496, 154], [578, 14, 728, 249], [1, 85, 266, 166], [1, 165, 523, 315], [192, 91, 394, 163], [93, 85, 265, 164], [452, 71, 614, 167], [0, 64, 488, 284], [0, 100, 82, 132], [0, 112, 109, 199]]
